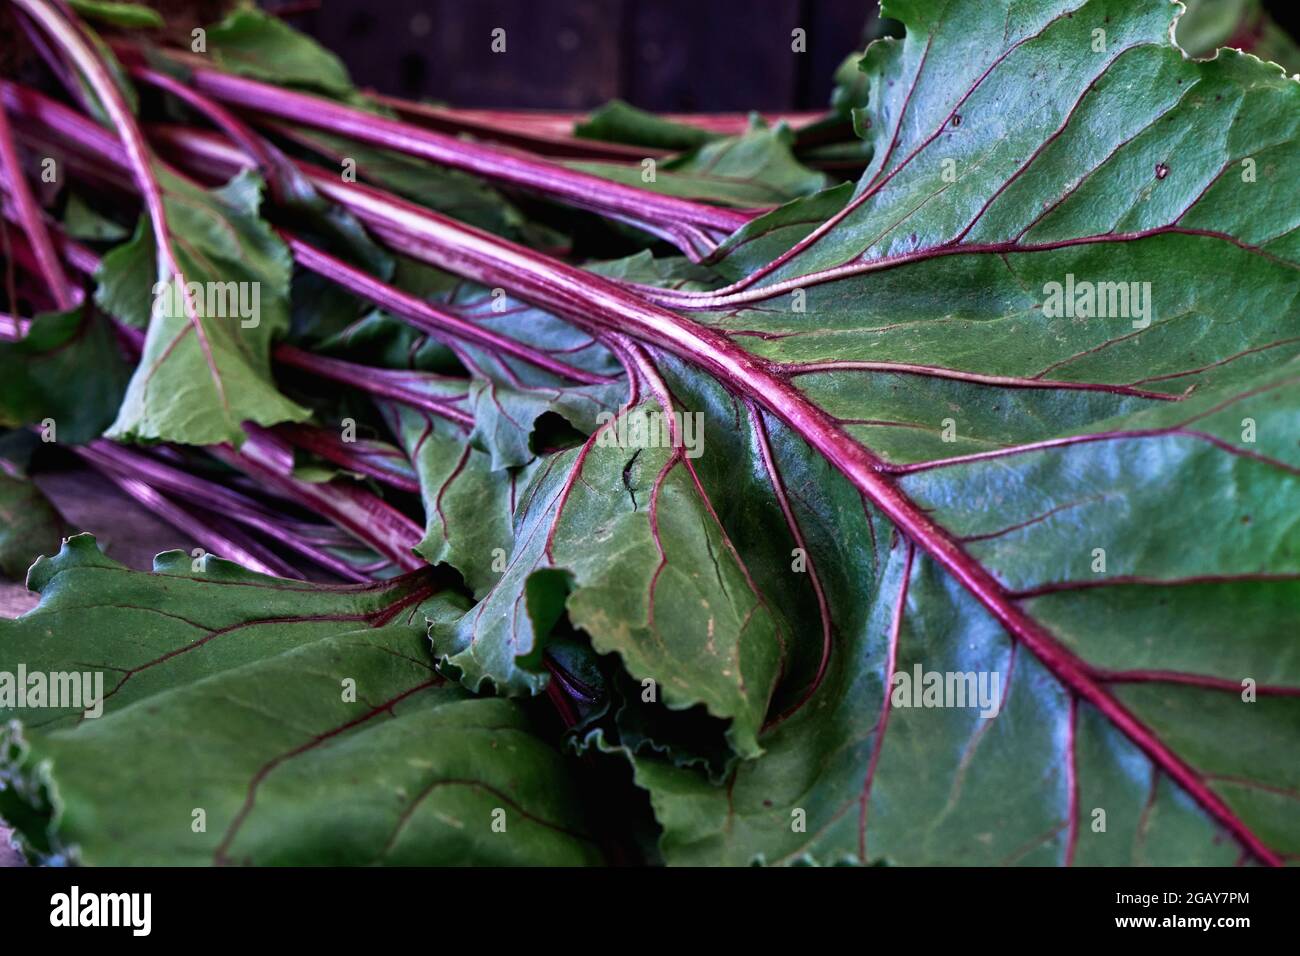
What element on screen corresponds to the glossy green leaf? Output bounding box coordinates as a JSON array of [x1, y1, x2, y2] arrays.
[[603, 0, 1300, 865]]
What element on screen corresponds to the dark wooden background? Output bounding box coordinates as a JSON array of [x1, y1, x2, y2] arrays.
[[285, 0, 879, 111], [279, 0, 1300, 112]]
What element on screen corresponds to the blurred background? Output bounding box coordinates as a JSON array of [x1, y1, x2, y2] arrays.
[[281, 0, 876, 111], [272, 0, 1300, 112]]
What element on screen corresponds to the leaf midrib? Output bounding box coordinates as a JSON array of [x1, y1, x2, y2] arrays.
[[371, 194, 1282, 864], [215, 108, 1287, 865]]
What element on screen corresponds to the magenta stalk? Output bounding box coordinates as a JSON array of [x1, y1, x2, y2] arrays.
[[146, 48, 753, 258]]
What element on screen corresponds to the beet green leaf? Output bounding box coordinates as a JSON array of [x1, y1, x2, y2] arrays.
[[0, 536, 599, 865], [587, 0, 1300, 865]]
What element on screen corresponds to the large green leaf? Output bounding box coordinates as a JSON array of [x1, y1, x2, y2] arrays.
[[602, 358, 1298, 865], [569, 0, 1300, 865], [0, 534, 444, 732], [0, 536, 601, 865]]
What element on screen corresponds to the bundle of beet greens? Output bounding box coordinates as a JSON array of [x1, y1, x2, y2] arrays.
[[0, 0, 1297, 867]]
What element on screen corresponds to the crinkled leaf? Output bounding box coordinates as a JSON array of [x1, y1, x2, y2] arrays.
[[429, 402, 788, 761], [430, 279, 623, 469], [830, 49, 871, 117], [467, 375, 619, 470], [595, 670, 737, 782], [615, 364, 1299, 865]]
